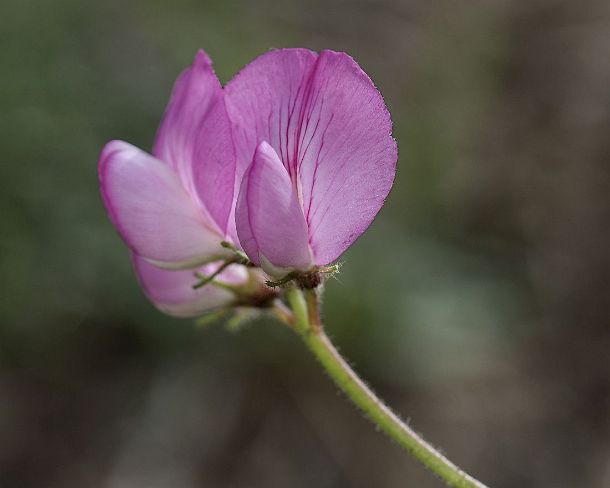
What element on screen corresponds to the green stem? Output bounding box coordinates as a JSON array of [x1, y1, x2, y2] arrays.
[[193, 259, 236, 289], [284, 287, 488, 488]]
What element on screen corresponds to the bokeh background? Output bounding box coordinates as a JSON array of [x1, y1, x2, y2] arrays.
[[2, 0, 610, 486]]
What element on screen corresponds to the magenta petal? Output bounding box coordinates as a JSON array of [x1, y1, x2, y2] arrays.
[[99, 140, 228, 268], [153, 50, 236, 236], [225, 48, 317, 181], [225, 48, 317, 241], [133, 254, 247, 317], [236, 142, 313, 276], [298, 50, 397, 264], [226, 49, 396, 265]]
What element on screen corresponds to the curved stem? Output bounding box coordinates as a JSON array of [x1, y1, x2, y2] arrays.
[[284, 287, 488, 488]]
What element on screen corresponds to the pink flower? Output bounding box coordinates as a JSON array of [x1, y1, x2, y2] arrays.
[[228, 49, 397, 277], [99, 48, 396, 314], [99, 51, 247, 316]]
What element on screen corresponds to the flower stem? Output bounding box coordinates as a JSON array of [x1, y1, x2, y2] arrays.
[[284, 287, 488, 488]]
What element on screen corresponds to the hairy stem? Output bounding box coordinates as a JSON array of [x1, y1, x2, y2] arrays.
[[283, 286, 488, 488]]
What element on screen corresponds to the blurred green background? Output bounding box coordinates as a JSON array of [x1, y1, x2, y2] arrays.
[[2, 0, 609, 487]]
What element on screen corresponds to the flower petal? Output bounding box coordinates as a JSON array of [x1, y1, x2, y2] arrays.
[[99, 140, 229, 268], [132, 254, 248, 317], [225, 48, 318, 241], [297, 50, 397, 264], [226, 49, 396, 265], [153, 50, 236, 236], [236, 141, 313, 275]]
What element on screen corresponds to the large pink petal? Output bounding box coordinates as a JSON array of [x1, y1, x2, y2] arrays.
[[226, 49, 396, 265], [224, 48, 318, 242], [132, 254, 248, 317], [297, 50, 397, 264], [236, 142, 313, 276], [99, 140, 229, 268], [153, 50, 235, 236]]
